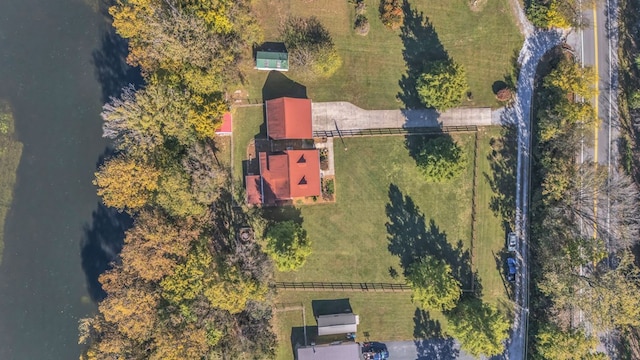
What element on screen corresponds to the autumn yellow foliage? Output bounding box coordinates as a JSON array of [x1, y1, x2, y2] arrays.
[[94, 156, 159, 211]]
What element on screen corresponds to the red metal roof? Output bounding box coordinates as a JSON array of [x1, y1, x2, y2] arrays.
[[259, 152, 290, 204], [245, 175, 262, 204], [255, 150, 321, 204], [216, 112, 232, 135], [266, 97, 312, 140], [286, 150, 321, 199]]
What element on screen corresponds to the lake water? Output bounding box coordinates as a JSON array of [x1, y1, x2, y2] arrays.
[[0, 0, 129, 358]]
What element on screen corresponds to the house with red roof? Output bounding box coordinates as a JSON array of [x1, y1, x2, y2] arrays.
[[245, 97, 321, 205]]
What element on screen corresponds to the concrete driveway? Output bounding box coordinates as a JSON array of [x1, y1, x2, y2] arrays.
[[381, 339, 476, 360], [312, 102, 495, 132]]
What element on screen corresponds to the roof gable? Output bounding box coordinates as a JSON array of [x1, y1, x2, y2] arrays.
[[266, 97, 312, 140], [286, 150, 321, 199], [259, 152, 290, 204]]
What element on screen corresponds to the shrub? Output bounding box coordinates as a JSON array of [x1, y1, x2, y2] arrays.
[[354, 15, 370, 36], [281, 16, 342, 78], [322, 178, 335, 198], [526, 1, 549, 28], [379, 0, 404, 30], [496, 88, 513, 102], [629, 90, 640, 110]]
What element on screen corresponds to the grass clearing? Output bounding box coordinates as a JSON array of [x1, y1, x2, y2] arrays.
[[237, 129, 514, 358], [272, 291, 432, 360], [0, 102, 23, 265], [277, 134, 474, 284], [475, 127, 512, 306], [231, 106, 264, 182], [241, 0, 522, 109]]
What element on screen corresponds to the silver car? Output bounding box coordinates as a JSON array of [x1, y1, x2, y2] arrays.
[[508, 232, 517, 252]]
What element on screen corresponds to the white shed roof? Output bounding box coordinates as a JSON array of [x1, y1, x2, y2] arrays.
[[317, 313, 359, 336]]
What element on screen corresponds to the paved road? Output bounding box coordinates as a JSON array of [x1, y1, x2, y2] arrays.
[[571, 0, 619, 169], [567, 0, 620, 355]]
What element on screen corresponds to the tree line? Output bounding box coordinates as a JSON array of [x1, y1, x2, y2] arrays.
[[79, 0, 279, 359], [529, 48, 640, 359]]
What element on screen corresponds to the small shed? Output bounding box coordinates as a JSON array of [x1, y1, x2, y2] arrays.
[[317, 313, 359, 336], [215, 112, 232, 136], [256, 51, 289, 71]]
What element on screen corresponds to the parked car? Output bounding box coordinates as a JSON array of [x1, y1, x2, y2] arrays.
[[507, 232, 518, 252], [507, 257, 517, 282], [362, 342, 389, 360]]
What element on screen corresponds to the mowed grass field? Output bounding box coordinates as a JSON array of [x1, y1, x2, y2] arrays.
[[278, 134, 475, 284], [240, 0, 523, 109], [229, 127, 511, 359]]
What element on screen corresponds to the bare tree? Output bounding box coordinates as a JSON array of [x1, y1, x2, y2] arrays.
[[558, 163, 640, 251]]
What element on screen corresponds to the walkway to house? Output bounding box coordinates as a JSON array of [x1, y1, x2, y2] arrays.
[[311, 102, 496, 133]]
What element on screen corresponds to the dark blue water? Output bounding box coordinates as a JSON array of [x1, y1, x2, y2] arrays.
[[0, 1, 131, 358]]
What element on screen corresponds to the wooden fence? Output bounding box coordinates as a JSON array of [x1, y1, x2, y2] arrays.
[[312, 125, 478, 138], [275, 282, 411, 292]]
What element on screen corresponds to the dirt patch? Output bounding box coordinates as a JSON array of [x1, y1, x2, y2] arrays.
[[468, 0, 488, 12]]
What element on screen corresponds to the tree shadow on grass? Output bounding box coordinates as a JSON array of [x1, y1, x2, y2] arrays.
[[311, 298, 353, 318], [80, 203, 132, 302], [404, 133, 457, 169], [397, 0, 449, 109], [483, 122, 518, 230], [291, 325, 318, 356], [413, 309, 459, 360], [386, 184, 478, 292], [262, 71, 307, 102], [260, 205, 303, 225]]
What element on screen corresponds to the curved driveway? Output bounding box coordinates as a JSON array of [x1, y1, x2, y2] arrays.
[[506, 30, 562, 360]]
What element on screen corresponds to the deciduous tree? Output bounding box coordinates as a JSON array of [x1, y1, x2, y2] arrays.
[[281, 17, 342, 78], [155, 165, 207, 218], [102, 83, 226, 153], [535, 324, 607, 360], [415, 136, 467, 182], [406, 256, 462, 311], [416, 61, 469, 110], [182, 141, 227, 205], [160, 244, 213, 306], [447, 298, 510, 358], [120, 211, 201, 281], [204, 267, 267, 314], [264, 221, 312, 272], [94, 156, 159, 212], [544, 59, 595, 98], [379, 0, 404, 30], [98, 285, 160, 342]]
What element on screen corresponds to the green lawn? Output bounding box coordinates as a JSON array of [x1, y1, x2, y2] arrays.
[[273, 291, 435, 360], [240, 0, 523, 109], [475, 127, 513, 307], [247, 129, 514, 359], [277, 135, 474, 284], [0, 102, 23, 265], [231, 106, 264, 182]]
